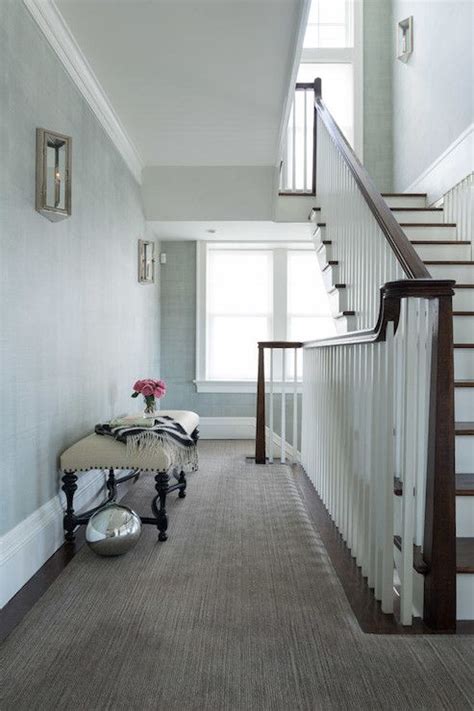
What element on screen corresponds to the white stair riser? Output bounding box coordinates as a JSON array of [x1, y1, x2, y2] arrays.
[[316, 244, 330, 269], [401, 225, 457, 240], [457, 574, 474, 620], [328, 288, 348, 315], [455, 435, 474, 474], [455, 387, 474, 421], [453, 289, 474, 310], [456, 496, 474, 538], [322, 265, 339, 290], [413, 243, 472, 261], [427, 264, 474, 283], [454, 349, 474, 379], [453, 316, 474, 344], [383, 195, 427, 208], [392, 209, 444, 224]]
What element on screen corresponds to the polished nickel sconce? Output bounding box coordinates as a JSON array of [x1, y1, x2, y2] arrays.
[[35, 128, 72, 221]]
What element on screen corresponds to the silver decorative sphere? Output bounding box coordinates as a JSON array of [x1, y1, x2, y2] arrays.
[[86, 504, 142, 556]]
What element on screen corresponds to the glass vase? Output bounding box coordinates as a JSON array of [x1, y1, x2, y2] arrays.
[[143, 396, 157, 418]]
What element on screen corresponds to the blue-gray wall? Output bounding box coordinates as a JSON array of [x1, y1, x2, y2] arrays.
[[364, 0, 393, 191], [392, 0, 473, 190], [0, 1, 160, 534]]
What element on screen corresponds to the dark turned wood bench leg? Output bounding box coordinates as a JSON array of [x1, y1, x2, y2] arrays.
[[178, 470, 187, 498], [62, 470, 78, 542], [152, 471, 170, 541]]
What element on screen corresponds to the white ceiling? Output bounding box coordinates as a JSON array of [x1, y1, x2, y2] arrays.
[[149, 220, 312, 241], [56, 0, 304, 167]]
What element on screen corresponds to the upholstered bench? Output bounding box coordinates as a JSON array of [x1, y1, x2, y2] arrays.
[[59, 410, 199, 543]]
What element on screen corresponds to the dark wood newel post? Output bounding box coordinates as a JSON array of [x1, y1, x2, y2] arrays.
[[255, 344, 266, 464], [312, 78, 321, 195], [423, 292, 456, 631]]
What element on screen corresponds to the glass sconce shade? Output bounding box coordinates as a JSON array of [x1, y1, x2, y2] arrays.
[[35, 128, 72, 221]]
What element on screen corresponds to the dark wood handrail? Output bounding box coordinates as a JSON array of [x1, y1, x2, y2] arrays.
[[313, 78, 429, 279], [302, 278, 457, 631]]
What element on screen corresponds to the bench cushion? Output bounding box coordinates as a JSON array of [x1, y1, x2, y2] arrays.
[[60, 410, 199, 473]]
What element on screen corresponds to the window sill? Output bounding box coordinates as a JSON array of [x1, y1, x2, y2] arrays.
[[194, 380, 303, 394]]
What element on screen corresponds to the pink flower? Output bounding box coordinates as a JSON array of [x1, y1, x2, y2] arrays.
[[131, 378, 167, 399]]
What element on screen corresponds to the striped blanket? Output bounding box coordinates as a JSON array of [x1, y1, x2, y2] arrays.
[[95, 416, 198, 472]]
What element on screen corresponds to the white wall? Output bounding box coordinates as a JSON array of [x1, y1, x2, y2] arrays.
[[392, 0, 473, 193]]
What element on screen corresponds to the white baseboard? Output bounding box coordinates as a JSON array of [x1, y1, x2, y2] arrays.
[[199, 416, 256, 439], [405, 124, 473, 204], [0, 469, 109, 608]]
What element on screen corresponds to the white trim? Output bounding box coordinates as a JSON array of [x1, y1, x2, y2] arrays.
[[404, 124, 474, 205], [23, 0, 144, 184], [199, 417, 256, 439], [265, 427, 302, 464], [0, 469, 109, 608], [195, 241, 207, 385], [194, 380, 303, 394]]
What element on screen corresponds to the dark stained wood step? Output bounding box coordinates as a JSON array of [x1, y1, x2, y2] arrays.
[[279, 191, 316, 197], [391, 207, 443, 212], [316, 222, 326, 227], [335, 311, 356, 318], [453, 312, 474, 316], [456, 538, 474, 573], [424, 261, 474, 266], [400, 223, 456, 227], [322, 240, 332, 245], [454, 344, 474, 348], [382, 192, 427, 197], [410, 240, 471, 245], [393, 536, 429, 574], [455, 284, 474, 288], [455, 381, 474, 387], [456, 474, 474, 496], [327, 283, 347, 292], [322, 261, 338, 271], [455, 422, 474, 435]]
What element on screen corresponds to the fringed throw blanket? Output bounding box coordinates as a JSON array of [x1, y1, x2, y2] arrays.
[[95, 416, 198, 473]]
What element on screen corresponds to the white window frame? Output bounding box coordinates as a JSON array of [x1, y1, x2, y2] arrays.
[[300, 0, 363, 159], [195, 241, 326, 394]]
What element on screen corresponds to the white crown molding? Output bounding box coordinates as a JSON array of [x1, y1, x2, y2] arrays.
[[0, 469, 107, 608], [404, 123, 473, 204], [23, 0, 144, 184]]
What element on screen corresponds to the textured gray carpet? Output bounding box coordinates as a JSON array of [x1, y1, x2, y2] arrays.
[[1, 441, 473, 710]]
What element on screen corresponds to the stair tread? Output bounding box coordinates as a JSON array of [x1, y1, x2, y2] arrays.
[[455, 422, 474, 435], [455, 380, 474, 387], [453, 312, 474, 316], [391, 207, 443, 211], [424, 260, 474, 265], [335, 311, 356, 318], [456, 474, 474, 496], [455, 284, 474, 288], [411, 240, 471, 245], [382, 192, 427, 197], [457, 538, 474, 573], [400, 223, 456, 227], [316, 222, 326, 227], [454, 344, 474, 348]]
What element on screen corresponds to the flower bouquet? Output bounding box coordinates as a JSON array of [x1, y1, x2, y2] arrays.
[[131, 379, 167, 417]]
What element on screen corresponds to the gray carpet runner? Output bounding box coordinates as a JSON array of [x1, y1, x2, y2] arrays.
[[1, 441, 473, 710]]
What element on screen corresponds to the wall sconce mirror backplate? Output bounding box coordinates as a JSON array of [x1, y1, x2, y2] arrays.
[[36, 128, 72, 222], [138, 239, 155, 284], [397, 16, 413, 63]]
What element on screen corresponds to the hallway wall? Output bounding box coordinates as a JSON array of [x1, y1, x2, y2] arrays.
[[0, 0, 160, 536], [392, 0, 473, 192]]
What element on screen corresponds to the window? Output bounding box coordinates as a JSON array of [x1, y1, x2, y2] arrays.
[[196, 243, 335, 391], [299, 0, 362, 154]]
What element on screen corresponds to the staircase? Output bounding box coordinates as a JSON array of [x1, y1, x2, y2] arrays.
[[311, 191, 474, 620]]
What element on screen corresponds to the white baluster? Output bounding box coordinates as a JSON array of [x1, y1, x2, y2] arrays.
[[281, 349, 286, 464], [292, 347, 298, 464]]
